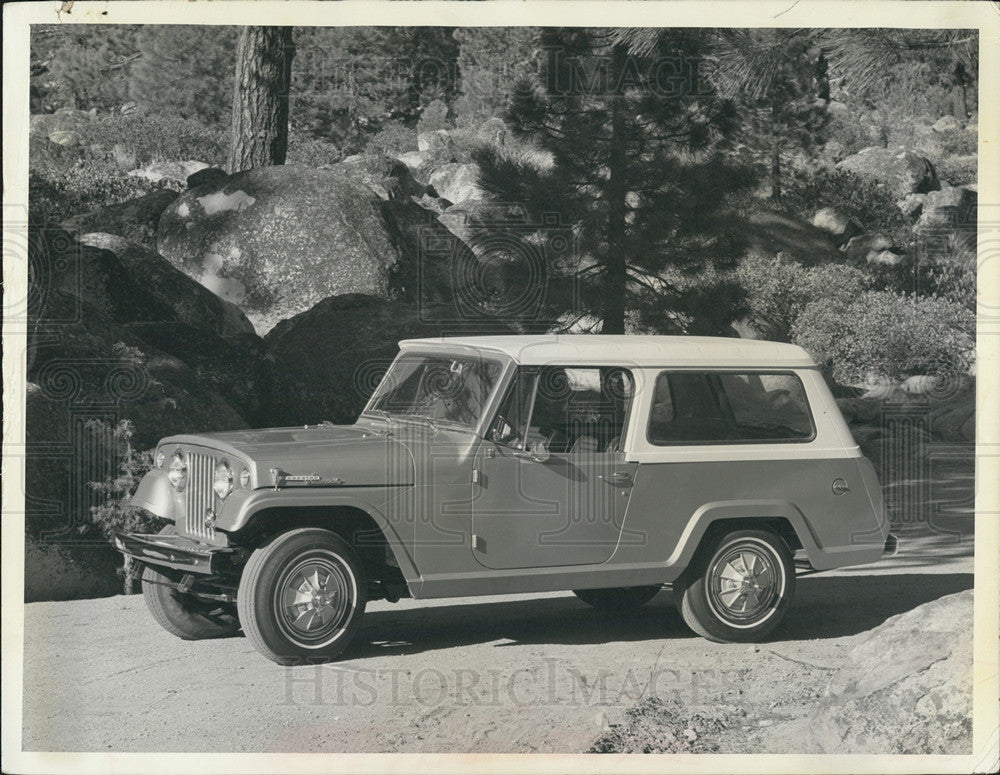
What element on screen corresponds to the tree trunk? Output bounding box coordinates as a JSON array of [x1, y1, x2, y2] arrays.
[[602, 45, 629, 335], [228, 27, 295, 173]]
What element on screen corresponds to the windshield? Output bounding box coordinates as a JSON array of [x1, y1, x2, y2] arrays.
[[365, 352, 504, 429]]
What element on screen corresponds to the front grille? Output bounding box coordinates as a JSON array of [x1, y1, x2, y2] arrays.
[[184, 451, 217, 541]]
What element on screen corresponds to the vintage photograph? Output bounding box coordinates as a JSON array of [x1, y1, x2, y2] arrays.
[[3, 1, 997, 771]]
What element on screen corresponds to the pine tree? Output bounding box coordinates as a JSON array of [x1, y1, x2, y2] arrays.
[[228, 26, 295, 172], [472, 28, 751, 335], [711, 29, 830, 203]]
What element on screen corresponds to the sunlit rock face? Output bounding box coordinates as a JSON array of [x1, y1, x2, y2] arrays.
[[156, 165, 404, 335]]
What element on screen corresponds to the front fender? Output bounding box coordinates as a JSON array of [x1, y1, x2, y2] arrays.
[[218, 486, 418, 582]]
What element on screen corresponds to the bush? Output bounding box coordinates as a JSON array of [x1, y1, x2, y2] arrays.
[[286, 131, 344, 167], [792, 290, 975, 385], [364, 122, 417, 158], [76, 112, 229, 167], [29, 152, 157, 223], [86, 418, 161, 592], [781, 165, 911, 245], [735, 253, 872, 341]]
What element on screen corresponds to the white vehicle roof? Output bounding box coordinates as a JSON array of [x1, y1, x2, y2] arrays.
[[398, 335, 816, 369]]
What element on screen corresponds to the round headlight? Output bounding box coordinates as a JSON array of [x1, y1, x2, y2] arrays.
[[213, 460, 234, 500], [239, 468, 251, 489], [155, 450, 165, 469], [167, 451, 187, 491]]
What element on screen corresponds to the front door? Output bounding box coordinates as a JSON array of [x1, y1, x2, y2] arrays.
[[471, 366, 638, 570]]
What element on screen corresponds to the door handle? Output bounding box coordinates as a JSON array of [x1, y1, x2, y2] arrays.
[[598, 471, 633, 485]]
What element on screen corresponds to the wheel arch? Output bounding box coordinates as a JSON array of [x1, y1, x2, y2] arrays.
[[668, 501, 820, 574], [225, 497, 418, 588]]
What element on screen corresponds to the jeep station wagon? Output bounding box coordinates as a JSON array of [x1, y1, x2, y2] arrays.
[[117, 335, 896, 664]]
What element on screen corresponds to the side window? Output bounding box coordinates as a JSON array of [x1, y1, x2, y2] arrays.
[[647, 372, 814, 445], [488, 366, 634, 454]]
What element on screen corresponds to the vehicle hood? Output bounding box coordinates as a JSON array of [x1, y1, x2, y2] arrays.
[[158, 423, 418, 488]]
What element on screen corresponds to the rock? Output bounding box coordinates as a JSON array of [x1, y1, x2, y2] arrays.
[[901, 375, 940, 395], [72, 232, 255, 338], [129, 160, 210, 187], [24, 533, 124, 603], [812, 207, 859, 245], [338, 154, 428, 201], [868, 249, 907, 267], [263, 293, 512, 426], [62, 189, 179, 247], [803, 591, 972, 753], [417, 129, 454, 155], [843, 233, 893, 263], [48, 130, 80, 147], [429, 163, 485, 205], [930, 401, 976, 442], [187, 167, 228, 190], [915, 186, 977, 231], [822, 140, 847, 162], [394, 150, 435, 178], [157, 165, 405, 335], [29, 108, 93, 138], [826, 100, 850, 120], [477, 117, 509, 146], [932, 115, 962, 133], [898, 193, 926, 220], [837, 147, 940, 200]]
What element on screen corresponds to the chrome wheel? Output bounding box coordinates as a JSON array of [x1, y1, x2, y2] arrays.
[[707, 543, 781, 625], [273, 550, 355, 647]]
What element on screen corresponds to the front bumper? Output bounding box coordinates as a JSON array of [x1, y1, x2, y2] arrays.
[[114, 532, 237, 575]]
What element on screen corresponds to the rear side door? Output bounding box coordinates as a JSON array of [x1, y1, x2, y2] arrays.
[[470, 366, 638, 570]]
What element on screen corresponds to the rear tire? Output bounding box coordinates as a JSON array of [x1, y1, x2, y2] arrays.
[[678, 529, 794, 643], [573, 585, 662, 611], [141, 526, 240, 640], [238, 528, 367, 665]]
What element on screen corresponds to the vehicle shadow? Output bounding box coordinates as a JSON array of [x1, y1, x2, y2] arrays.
[[346, 571, 972, 658]]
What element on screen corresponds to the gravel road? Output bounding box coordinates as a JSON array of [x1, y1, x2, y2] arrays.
[[20, 527, 972, 754]]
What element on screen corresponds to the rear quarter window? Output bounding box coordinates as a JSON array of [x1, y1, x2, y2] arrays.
[[647, 371, 815, 445]]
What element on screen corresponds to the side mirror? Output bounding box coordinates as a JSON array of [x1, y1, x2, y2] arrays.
[[528, 440, 550, 463]]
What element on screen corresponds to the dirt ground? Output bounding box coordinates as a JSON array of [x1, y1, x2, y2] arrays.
[[19, 445, 974, 754]]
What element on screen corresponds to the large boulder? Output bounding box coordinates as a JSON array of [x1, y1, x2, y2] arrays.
[[429, 163, 485, 205], [156, 165, 404, 334], [837, 147, 940, 200], [263, 293, 513, 426], [61, 189, 179, 246], [932, 115, 962, 133], [797, 591, 972, 753], [29, 108, 93, 139], [71, 232, 255, 338]]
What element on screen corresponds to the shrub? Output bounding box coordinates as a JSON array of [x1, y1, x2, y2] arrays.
[[86, 418, 161, 592], [364, 122, 417, 158], [735, 253, 872, 341], [935, 155, 977, 187], [76, 112, 229, 167], [286, 131, 344, 167], [29, 153, 157, 223], [792, 290, 975, 385]]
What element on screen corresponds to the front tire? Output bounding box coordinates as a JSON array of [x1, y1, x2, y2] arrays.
[[141, 526, 240, 640], [238, 528, 367, 665], [573, 585, 662, 611], [678, 529, 794, 643]]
